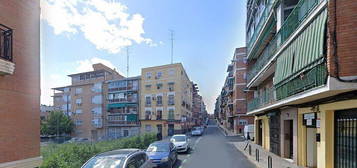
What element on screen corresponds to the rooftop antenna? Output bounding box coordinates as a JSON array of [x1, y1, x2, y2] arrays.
[[169, 29, 174, 64], [126, 46, 130, 77]]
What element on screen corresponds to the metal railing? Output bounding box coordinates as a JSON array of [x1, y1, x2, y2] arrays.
[[247, 0, 322, 84], [0, 24, 13, 62], [247, 87, 275, 112], [247, 0, 276, 53]]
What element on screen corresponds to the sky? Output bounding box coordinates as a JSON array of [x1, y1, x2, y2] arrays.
[[40, 0, 247, 114]]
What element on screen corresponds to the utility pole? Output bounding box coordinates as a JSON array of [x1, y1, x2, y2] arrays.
[[126, 46, 130, 77], [169, 30, 174, 64]]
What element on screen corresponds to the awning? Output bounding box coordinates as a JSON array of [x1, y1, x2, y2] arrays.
[[274, 9, 327, 86], [107, 103, 137, 109]]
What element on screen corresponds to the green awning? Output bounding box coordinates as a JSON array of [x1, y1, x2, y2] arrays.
[[126, 114, 137, 122], [274, 9, 327, 86], [107, 103, 137, 109]]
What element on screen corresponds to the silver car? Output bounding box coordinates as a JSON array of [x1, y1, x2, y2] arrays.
[[81, 149, 154, 168]]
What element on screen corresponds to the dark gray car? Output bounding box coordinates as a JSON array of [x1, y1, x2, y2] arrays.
[[81, 149, 154, 168]]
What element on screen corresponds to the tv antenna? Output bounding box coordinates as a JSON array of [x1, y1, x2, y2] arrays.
[[169, 30, 174, 64]]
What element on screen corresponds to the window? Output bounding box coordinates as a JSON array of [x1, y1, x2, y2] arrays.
[[145, 96, 151, 106], [168, 69, 175, 76], [156, 71, 163, 79], [92, 83, 102, 93], [168, 109, 175, 120], [243, 57, 247, 64], [156, 83, 163, 90], [63, 95, 71, 102], [157, 95, 163, 106], [145, 84, 151, 90], [145, 125, 152, 132], [91, 107, 102, 115], [239, 120, 248, 125], [92, 95, 102, 104], [156, 109, 162, 120], [168, 95, 175, 105], [64, 88, 70, 93], [146, 72, 152, 79], [145, 110, 151, 120], [75, 88, 82, 94], [75, 120, 83, 126], [76, 98, 82, 106], [243, 72, 247, 80], [75, 109, 82, 114], [168, 82, 175, 91]]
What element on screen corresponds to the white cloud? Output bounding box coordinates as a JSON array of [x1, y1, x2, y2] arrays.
[[41, 0, 156, 54], [76, 57, 124, 75]]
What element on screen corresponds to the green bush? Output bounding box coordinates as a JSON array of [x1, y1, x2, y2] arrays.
[[41, 133, 157, 168]]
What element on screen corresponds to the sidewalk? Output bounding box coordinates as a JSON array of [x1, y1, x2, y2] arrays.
[[217, 122, 239, 136], [231, 140, 305, 168]]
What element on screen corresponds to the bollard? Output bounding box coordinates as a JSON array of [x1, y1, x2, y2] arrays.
[[268, 156, 272, 168], [256, 149, 259, 162], [248, 145, 251, 156]]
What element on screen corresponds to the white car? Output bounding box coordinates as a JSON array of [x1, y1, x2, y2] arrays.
[[170, 135, 190, 153], [191, 127, 203, 136]]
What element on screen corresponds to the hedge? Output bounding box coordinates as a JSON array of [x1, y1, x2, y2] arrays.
[[41, 133, 157, 168]]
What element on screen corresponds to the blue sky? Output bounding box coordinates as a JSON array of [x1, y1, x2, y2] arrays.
[[41, 0, 247, 113]]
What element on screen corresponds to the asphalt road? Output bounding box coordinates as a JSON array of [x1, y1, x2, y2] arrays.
[[171, 120, 256, 168]]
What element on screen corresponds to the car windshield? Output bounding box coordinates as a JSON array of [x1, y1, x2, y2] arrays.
[[193, 127, 200, 130], [147, 144, 170, 152], [82, 156, 125, 168], [172, 136, 186, 142]]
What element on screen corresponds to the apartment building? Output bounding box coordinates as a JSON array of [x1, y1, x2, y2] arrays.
[[0, 0, 41, 167], [192, 82, 206, 126], [53, 63, 124, 141], [40, 105, 60, 121], [246, 0, 357, 167], [105, 76, 141, 139], [140, 63, 193, 137], [232, 47, 254, 134]]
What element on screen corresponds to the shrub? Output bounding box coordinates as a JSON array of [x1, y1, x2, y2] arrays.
[[41, 133, 156, 168]]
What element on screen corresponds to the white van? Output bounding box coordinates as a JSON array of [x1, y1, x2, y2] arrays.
[[244, 124, 255, 140]]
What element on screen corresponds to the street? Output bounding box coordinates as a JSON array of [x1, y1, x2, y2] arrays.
[[171, 120, 256, 168]]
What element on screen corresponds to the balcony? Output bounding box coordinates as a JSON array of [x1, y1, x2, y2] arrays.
[[0, 24, 14, 75], [247, 0, 323, 85], [247, 0, 277, 55], [248, 87, 275, 112], [108, 98, 138, 104], [107, 121, 139, 127]]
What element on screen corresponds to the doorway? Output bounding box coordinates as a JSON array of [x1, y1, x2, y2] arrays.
[[168, 124, 174, 136], [123, 130, 129, 137], [283, 120, 294, 159], [257, 120, 263, 146], [306, 128, 317, 167]]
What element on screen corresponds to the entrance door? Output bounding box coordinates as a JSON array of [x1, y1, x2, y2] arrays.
[[168, 124, 174, 136], [284, 120, 294, 159], [123, 130, 129, 137], [335, 109, 357, 168], [306, 128, 317, 167], [157, 124, 163, 134], [257, 120, 263, 146], [270, 114, 281, 156]]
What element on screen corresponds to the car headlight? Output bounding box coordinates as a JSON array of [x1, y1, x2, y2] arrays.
[[161, 156, 169, 162]]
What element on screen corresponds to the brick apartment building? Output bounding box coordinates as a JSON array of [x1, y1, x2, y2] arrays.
[[53, 63, 124, 141], [0, 0, 42, 167], [139, 63, 194, 137], [105, 76, 141, 138], [192, 82, 207, 126], [245, 0, 357, 167]]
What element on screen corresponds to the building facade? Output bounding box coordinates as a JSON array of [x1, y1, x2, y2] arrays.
[[139, 63, 193, 137], [232, 47, 254, 134], [0, 0, 42, 167], [53, 63, 124, 141], [246, 0, 357, 168], [105, 77, 141, 139]]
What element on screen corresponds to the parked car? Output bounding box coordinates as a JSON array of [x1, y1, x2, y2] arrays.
[[244, 124, 255, 141], [191, 127, 203, 136], [64, 137, 89, 144], [170, 134, 190, 153], [81, 149, 153, 168], [146, 142, 177, 168]]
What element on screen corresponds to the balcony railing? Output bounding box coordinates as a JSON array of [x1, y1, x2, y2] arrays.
[[247, 87, 275, 112], [247, 0, 276, 53], [0, 24, 12, 62], [107, 121, 139, 126], [108, 98, 138, 103], [247, 0, 321, 84]]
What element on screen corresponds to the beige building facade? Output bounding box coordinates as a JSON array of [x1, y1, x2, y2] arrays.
[[139, 63, 193, 137], [53, 63, 123, 141]]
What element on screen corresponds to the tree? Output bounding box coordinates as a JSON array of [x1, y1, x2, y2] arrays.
[[41, 111, 75, 136]]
